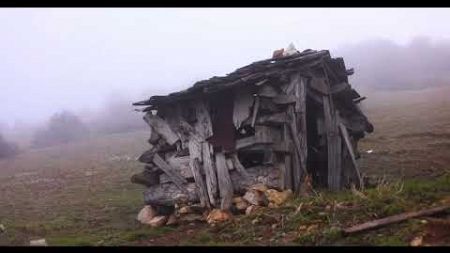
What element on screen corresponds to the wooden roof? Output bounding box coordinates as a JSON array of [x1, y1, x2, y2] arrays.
[[133, 49, 346, 107]]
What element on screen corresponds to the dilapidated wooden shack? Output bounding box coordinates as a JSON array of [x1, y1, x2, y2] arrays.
[[132, 49, 373, 211]]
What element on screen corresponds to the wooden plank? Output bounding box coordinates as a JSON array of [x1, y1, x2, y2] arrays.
[[255, 112, 287, 126], [258, 84, 279, 98], [194, 99, 213, 139], [152, 154, 188, 190], [233, 87, 254, 129], [282, 123, 293, 190], [215, 152, 234, 210], [339, 122, 364, 189], [295, 76, 308, 184], [251, 96, 260, 127], [235, 125, 280, 150], [343, 205, 450, 235], [330, 82, 349, 94], [143, 113, 180, 146], [323, 94, 341, 191], [310, 77, 329, 95], [202, 142, 218, 206], [288, 105, 302, 191], [190, 157, 210, 208]]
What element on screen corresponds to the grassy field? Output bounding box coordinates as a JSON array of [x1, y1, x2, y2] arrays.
[[0, 87, 449, 246]]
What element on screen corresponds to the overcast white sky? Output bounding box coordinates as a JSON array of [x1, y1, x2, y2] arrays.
[[1, 8, 450, 127]]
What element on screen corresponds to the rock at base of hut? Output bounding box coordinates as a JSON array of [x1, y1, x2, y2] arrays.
[[250, 183, 269, 192], [206, 209, 232, 224], [265, 189, 292, 206], [137, 205, 157, 225], [233, 197, 249, 212], [166, 214, 178, 226], [30, 239, 47, 246], [149, 216, 169, 227], [243, 189, 268, 206], [245, 205, 263, 215], [0, 224, 5, 233]]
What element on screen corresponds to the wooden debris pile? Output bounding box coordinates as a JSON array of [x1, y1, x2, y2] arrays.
[[132, 47, 373, 217]]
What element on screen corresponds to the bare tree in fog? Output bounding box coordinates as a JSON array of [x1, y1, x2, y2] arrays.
[[32, 111, 90, 148], [87, 95, 147, 135], [0, 133, 18, 159]]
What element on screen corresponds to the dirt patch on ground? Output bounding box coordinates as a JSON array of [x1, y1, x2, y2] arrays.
[[423, 217, 450, 246]]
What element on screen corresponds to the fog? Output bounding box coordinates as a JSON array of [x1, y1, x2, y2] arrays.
[[1, 8, 450, 144]]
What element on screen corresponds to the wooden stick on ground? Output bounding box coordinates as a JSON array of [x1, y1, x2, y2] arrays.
[[342, 205, 450, 235]]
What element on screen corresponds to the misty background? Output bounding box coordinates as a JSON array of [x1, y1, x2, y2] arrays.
[[1, 8, 450, 152]]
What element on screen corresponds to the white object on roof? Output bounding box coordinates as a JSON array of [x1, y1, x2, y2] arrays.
[[366, 149, 373, 154], [283, 43, 299, 57]]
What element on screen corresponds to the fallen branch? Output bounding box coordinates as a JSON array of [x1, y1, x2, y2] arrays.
[[342, 205, 450, 235]]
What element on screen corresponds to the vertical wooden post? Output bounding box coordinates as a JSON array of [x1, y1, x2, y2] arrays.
[[202, 142, 218, 206], [322, 96, 342, 190], [215, 152, 233, 210]]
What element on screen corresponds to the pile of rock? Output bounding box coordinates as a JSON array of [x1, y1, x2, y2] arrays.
[[136, 184, 293, 227]]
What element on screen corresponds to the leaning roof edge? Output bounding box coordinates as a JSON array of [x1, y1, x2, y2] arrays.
[[133, 49, 331, 107]]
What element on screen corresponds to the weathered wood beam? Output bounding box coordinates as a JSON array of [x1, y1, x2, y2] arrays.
[[190, 157, 210, 208], [143, 113, 180, 146], [251, 96, 260, 128], [215, 152, 234, 210], [343, 205, 450, 235], [323, 96, 341, 191], [152, 154, 188, 190], [282, 123, 293, 190], [254, 112, 287, 126], [339, 122, 364, 189], [202, 142, 218, 207]]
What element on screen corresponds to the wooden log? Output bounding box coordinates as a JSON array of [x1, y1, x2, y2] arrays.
[[339, 122, 364, 189], [343, 205, 450, 235], [251, 96, 260, 128], [202, 142, 218, 207], [144, 182, 198, 206], [152, 154, 188, 190], [130, 170, 160, 187], [215, 152, 234, 210], [143, 113, 180, 146]]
